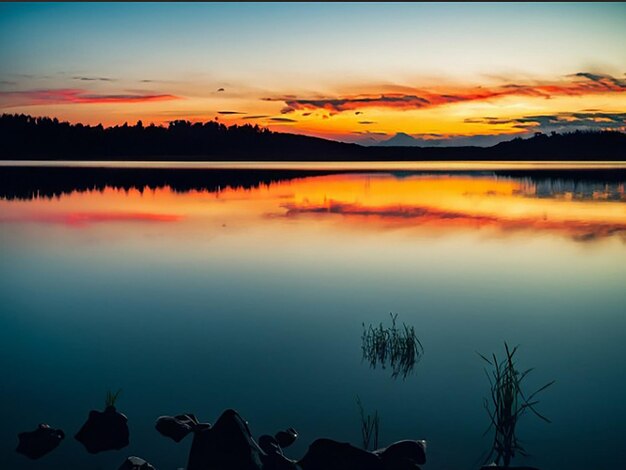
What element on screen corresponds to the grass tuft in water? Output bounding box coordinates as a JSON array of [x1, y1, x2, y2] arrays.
[[105, 389, 122, 408], [479, 342, 554, 467], [356, 395, 380, 451], [361, 313, 423, 379]]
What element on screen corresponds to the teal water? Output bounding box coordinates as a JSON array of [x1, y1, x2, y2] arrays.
[[1, 164, 625, 470]]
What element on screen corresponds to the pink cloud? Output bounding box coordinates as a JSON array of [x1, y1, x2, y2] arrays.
[[0, 89, 180, 106]]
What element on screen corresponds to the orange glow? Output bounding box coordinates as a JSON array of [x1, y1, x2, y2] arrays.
[[1, 173, 624, 243], [2, 73, 625, 141]]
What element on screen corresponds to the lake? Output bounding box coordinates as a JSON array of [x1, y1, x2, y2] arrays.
[[1, 162, 625, 470]]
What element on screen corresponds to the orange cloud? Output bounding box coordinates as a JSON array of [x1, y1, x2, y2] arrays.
[[274, 73, 626, 114]]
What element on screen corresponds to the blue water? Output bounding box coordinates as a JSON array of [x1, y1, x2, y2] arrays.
[[1, 164, 625, 470]]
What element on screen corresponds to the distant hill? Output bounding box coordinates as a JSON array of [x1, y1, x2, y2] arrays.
[[1, 113, 625, 161], [378, 132, 514, 147]]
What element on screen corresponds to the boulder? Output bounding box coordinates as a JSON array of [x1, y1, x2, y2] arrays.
[[75, 405, 129, 453], [298, 438, 384, 470], [119, 456, 157, 470], [186, 409, 265, 470], [274, 428, 298, 448], [481, 466, 540, 470], [16, 424, 65, 459], [155, 414, 204, 443], [375, 440, 427, 468], [258, 434, 282, 455]]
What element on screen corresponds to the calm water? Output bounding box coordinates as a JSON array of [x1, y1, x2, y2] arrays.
[[1, 163, 625, 470]]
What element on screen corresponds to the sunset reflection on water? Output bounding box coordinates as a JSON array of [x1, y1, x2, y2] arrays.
[[2, 172, 624, 243]]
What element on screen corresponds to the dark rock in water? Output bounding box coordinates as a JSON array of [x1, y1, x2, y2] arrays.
[[274, 428, 298, 448], [16, 424, 65, 460], [75, 405, 130, 454], [119, 456, 156, 470], [481, 466, 540, 470], [375, 440, 427, 468], [187, 409, 265, 470], [298, 438, 385, 470], [258, 434, 282, 455], [155, 414, 204, 443]]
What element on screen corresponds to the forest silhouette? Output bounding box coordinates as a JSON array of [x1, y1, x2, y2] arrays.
[[1, 113, 625, 161]]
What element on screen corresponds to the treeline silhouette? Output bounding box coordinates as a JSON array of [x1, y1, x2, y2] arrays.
[[0, 114, 363, 160], [1, 165, 623, 202], [1, 113, 625, 161], [0, 167, 337, 200]]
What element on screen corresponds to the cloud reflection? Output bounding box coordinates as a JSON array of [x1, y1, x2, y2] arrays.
[[0, 211, 183, 227], [279, 200, 626, 243]]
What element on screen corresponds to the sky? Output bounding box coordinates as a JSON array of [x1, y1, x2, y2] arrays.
[[0, 2, 625, 146]]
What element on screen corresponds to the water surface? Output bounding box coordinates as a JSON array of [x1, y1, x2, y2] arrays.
[[1, 163, 625, 470]]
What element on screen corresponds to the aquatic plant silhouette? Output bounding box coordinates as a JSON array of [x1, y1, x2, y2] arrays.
[[361, 313, 423, 379], [479, 342, 554, 467], [105, 389, 122, 408], [355, 395, 380, 451]]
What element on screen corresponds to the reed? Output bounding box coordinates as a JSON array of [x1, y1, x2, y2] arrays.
[[105, 389, 122, 408], [361, 313, 423, 379], [479, 343, 554, 467], [356, 395, 380, 451]]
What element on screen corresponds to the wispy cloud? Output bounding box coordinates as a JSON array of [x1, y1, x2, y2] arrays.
[[269, 117, 297, 123], [270, 73, 626, 114], [72, 76, 115, 82], [0, 88, 180, 106], [465, 112, 626, 133]]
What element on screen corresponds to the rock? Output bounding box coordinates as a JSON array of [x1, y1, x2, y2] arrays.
[[16, 424, 65, 460], [187, 409, 265, 470], [155, 414, 204, 443], [258, 434, 282, 455], [298, 438, 384, 470], [75, 405, 130, 453], [375, 440, 427, 468], [274, 428, 298, 448], [119, 456, 156, 470], [481, 466, 540, 470]]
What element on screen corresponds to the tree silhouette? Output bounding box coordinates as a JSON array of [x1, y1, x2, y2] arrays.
[[1, 113, 624, 161]]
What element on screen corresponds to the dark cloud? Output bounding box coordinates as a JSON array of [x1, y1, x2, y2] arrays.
[[266, 73, 626, 115], [269, 117, 298, 123], [352, 131, 388, 136], [217, 88, 225, 92], [217, 111, 247, 115], [358, 121, 377, 125], [465, 112, 626, 133], [72, 76, 115, 82], [285, 94, 431, 112], [242, 115, 270, 120], [572, 72, 626, 89]]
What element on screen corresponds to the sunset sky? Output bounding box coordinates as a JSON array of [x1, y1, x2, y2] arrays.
[[1, 2, 625, 146]]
